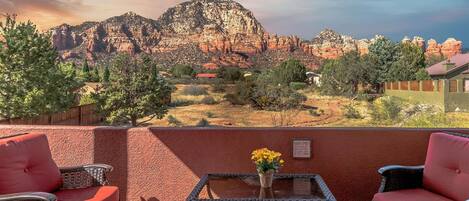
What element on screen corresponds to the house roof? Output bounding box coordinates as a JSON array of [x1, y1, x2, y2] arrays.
[[426, 53, 469, 76], [196, 73, 217, 78]]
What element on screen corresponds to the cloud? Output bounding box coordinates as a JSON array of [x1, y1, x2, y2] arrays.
[[0, 0, 86, 29]]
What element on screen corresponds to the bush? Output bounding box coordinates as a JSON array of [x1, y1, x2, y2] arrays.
[[211, 80, 226, 93], [206, 112, 215, 118], [201, 96, 217, 105], [369, 96, 402, 124], [308, 109, 321, 117], [218, 67, 242, 82], [169, 99, 196, 107], [170, 64, 195, 78], [79, 94, 96, 105], [343, 104, 363, 119], [290, 82, 308, 90], [251, 84, 307, 111], [181, 85, 208, 96], [224, 93, 246, 105], [272, 59, 307, 85], [167, 115, 182, 127], [196, 118, 210, 127]]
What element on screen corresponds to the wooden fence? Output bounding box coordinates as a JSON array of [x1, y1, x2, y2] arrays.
[[0, 104, 102, 125], [386, 80, 444, 92]]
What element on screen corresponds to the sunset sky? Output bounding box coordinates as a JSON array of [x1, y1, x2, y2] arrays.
[[1, 0, 468, 45]]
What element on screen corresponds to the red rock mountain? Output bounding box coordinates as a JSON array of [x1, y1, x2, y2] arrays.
[[50, 0, 463, 69]]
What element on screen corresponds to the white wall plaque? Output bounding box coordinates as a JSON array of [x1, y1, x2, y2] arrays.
[[293, 139, 311, 159]]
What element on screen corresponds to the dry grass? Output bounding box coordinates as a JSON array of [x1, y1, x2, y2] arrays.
[[141, 84, 469, 128]]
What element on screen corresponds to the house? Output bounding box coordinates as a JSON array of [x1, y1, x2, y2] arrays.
[[426, 53, 469, 80], [306, 72, 321, 86], [196, 73, 217, 79]]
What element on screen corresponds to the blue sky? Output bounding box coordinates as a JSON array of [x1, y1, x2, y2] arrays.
[[238, 0, 469, 45], [1, 0, 468, 47]]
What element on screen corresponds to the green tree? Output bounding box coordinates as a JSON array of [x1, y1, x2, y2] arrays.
[[415, 68, 431, 80], [0, 15, 79, 120], [93, 54, 173, 126], [170, 64, 195, 78], [388, 43, 426, 81], [272, 59, 307, 85], [368, 37, 400, 83], [425, 54, 446, 67], [319, 51, 376, 96], [81, 59, 91, 82], [103, 65, 110, 83], [91, 66, 100, 82]]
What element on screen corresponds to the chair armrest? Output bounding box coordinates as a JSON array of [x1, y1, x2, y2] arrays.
[[0, 192, 57, 201], [60, 164, 113, 190], [378, 165, 424, 192]]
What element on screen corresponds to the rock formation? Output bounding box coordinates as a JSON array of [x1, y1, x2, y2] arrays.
[[49, 0, 463, 68], [299, 29, 374, 59]]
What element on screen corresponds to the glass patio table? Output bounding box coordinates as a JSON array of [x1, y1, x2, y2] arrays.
[[186, 173, 336, 201]]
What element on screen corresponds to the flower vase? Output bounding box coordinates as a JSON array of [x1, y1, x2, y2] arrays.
[[259, 170, 274, 188]]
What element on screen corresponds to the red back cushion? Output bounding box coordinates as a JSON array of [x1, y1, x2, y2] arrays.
[[423, 132, 469, 201], [0, 133, 62, 194]]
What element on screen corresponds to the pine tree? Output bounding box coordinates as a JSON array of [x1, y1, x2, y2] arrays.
[[81, 59, 91, 82], [94, 54, 172, 126], [92, 66, 100, 82], [103, 65, 110, 83]]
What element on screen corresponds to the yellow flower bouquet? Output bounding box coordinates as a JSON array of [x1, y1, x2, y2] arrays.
[[251, 148, 284, 188], [251, 148, 284, 173]]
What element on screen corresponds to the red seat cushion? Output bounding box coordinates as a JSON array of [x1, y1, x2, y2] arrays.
[[0, 133, 62, 194], [373, 188, 452, 201], [423, 133, 469, 201], [54, 186, 119, 201]]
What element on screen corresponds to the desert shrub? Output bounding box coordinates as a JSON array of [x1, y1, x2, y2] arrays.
[[196, 118, 210, 127], [181, 85, 208, 96], [167, 115, 182, 127], [404, 113, 456, 128], [308, 109, 321, 117], [343, 104, 363, 119], [355, 93, 377, 102], [271, 59, 307, 85], [211, 79, 226, 93], [169, 99, 196, 107], [369, 96, 402, 124], [170, 64, 195, 78], [290, 82, 308, 90], [251, 84, 307, 111], [206, 112, 215, 118], [224, 93, 246, 105], [225, 71, 307, 110], [201, 96, 217, 105], [218, 67, 242, 82]]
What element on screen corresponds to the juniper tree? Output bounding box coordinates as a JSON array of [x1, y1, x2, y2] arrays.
[[0, 15, 79, 120], [93, 54, 172, 126]]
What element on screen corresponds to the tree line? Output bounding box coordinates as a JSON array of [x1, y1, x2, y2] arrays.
[[318, 37, 441, 97]]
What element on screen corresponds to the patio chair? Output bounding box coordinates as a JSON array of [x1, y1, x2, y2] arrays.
[[373, 132, 469, 201], [0, 133, 119, 201]]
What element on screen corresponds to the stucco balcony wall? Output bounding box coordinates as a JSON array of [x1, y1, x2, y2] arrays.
[[1, 126, 467, 201]]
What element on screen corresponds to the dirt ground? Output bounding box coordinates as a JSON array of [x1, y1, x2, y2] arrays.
[[144, 84, 364, 127]]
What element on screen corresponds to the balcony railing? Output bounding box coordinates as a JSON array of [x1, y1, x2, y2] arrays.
[[1, 126, 467, 201]]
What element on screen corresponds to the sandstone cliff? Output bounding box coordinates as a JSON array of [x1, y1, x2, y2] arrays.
[[50, 0, 462, 69]]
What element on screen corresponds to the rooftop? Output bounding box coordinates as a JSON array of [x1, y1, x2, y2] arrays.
[[426, 53, 469, 76]]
